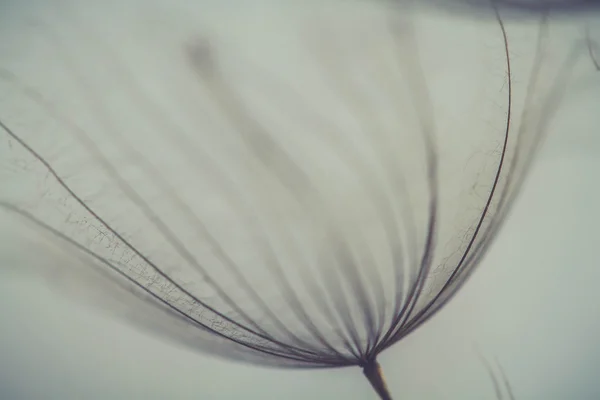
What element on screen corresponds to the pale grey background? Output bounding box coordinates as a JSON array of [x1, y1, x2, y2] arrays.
[[0, 1, 599, 399]]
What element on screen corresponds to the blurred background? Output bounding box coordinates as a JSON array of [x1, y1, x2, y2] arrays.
[[0, 0, 599, 399]]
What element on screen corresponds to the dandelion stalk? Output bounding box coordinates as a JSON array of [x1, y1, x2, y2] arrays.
[[363, 359, 393, 400]]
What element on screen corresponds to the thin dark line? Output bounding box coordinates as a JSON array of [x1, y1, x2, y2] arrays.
[[585, 25, 600, 71], [496, 358, 516, 400], [478, 352, 504, 400]]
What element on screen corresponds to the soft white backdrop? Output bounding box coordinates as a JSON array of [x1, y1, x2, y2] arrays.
[[0, 1, 599, 399]]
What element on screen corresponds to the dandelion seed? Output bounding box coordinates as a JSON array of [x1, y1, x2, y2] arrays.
[[0, 1, 588, 398]]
